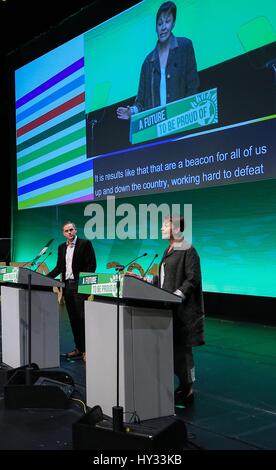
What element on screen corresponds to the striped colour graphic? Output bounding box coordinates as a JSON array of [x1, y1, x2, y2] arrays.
[[15, 36, 94, 210]]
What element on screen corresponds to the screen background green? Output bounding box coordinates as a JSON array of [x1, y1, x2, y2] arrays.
[[11, 178, 276, 297], [84, 0, 276, 112]]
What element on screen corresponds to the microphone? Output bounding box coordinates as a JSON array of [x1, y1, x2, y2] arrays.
[[37, 238, 54, 257], [21, 239, 55, 268], [143, 253, 159, 278], [115, 253, 148, 272], [34, 251, 52, 272]]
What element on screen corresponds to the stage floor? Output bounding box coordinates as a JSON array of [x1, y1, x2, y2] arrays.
[[0, 313, 276, 453]]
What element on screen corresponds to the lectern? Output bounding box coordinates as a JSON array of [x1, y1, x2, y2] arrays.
[[0, 266, 75, 409], [0, 266, 63, 368], [78, 273, 182, 421]]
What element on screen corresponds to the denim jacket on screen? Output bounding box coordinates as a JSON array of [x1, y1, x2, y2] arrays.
[[134, 34, 200, 112]]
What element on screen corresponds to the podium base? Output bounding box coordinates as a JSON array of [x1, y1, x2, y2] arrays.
[[73, 413, 187, 450], [4, 369, 75, 409]]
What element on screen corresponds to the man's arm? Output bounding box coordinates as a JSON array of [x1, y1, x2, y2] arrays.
[[47, 245, 62, 278]]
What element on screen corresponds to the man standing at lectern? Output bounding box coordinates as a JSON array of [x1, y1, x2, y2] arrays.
[[48, 221, 96, 362]]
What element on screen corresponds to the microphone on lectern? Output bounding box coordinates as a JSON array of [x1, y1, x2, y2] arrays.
[[143, 253, 159, 278], [22, 239, 55, 268], [37, 239, 54, 257], [34, 251, 52, 272], [115, 253, 148, 272]]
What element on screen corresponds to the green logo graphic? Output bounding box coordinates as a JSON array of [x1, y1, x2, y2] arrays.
[[130, 88, 218, 144]]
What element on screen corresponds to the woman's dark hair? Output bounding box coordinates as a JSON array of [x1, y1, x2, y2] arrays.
[[156, 1, 177, 24]]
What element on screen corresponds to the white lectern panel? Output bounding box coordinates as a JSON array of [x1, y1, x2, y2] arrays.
[[85, 300, 174, 421], [1, 286, 59, 368]]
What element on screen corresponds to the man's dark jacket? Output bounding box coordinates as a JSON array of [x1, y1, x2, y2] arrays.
[[48, 238, 96, 282]]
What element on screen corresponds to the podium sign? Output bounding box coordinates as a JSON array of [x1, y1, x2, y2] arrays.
[[0, 266, 63, 288], [0, 266, 20, 283], [78, 272, 121, 297], [130, 88, 218, 144], [79, 272, 182, 303]]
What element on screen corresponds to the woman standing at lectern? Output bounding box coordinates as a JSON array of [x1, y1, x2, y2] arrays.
[[158, 215, 205, 406]]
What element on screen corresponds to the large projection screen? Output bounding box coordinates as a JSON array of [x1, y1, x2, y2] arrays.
[[11, 0, 276, 299]]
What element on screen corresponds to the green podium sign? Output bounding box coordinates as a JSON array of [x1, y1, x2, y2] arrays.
[[0, 266, 64, 288], [0, 266, 20, 283], [130, 88, 218, 145], [78, 272, 124, 297]]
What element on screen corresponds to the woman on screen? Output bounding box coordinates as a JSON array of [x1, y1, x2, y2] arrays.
[[117, 1, 199, 119]]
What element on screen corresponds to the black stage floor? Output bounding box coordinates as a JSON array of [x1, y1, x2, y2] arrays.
[[0, 315, 276, 457]]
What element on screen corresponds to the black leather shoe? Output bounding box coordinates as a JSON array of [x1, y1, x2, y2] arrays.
[[175, 389, 194, 407]]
